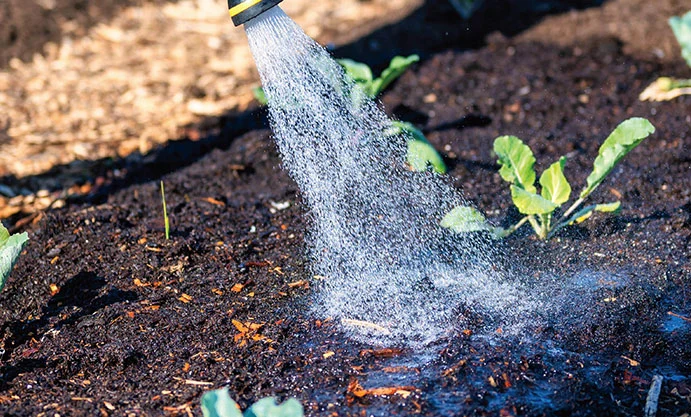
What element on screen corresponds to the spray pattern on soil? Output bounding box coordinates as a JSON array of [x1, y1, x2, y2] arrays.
[[244, 7, 538, 345]]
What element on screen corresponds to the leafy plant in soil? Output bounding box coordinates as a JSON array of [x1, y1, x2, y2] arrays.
[[0, 221, 29, 292], [253, 55, 446, 174], [201, 387, 303, 417], [640, 10, 691, 101], [441, 117, 655, 240]]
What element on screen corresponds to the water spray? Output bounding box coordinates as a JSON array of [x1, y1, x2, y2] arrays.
[[236, 3, 536, 346], [228, 0, 283, 26]]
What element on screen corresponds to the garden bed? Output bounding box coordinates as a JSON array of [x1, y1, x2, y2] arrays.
[[1, 0, 690, 415]]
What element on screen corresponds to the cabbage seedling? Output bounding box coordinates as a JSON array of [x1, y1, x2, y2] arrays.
[[640, 11, 691, 101], [253, 55, 446, 174], [442, 118, 655, 240], [253, 55, 420, 105], [201, 387, 303, 417], [0, 222, 29, 292]]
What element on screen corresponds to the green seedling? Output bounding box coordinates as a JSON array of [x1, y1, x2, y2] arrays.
[[447, 0, 483, 19], [337, 55, 445, 173], [0, 222, 29, 292], [201, 387, 303, 417], [160, 181, 170, 240], [253, 55, 445, 174], [640, 11, 691, 101], [253, 55, 420, 105], [338, 54, 420, 100], [442, 118, 655, 240]]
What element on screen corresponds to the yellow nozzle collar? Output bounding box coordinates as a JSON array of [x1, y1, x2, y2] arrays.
[[229, 0, 264, 17]]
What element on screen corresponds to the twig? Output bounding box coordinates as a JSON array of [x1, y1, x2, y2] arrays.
[[644, 375, 663, 417], [172, 377, 213, 386], [667, 311, 691, 322]]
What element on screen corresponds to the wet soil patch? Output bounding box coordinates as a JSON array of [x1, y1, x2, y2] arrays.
[[1, 4, 690, 417]]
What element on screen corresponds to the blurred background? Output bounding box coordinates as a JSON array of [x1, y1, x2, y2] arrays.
[[0, 0, 685, 221]]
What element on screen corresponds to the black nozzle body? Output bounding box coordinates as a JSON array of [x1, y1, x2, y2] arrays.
[[228, 0, 283, 26]]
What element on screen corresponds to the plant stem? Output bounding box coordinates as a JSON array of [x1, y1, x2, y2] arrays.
[[501, 215, 532, 237], [560, 197, 585, 222], [527, 215, 542, 238]]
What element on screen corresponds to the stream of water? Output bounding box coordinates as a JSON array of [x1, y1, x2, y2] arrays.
[[244, 7, 537, 345]]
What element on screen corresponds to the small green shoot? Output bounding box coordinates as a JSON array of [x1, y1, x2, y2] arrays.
[[640, 11, 691, 101], [0, 222, 29, 292], [252, 86, 268, 107], [201, 387, 304, 417], [160, 181, 170, 240], [441, 118, 655, 240]]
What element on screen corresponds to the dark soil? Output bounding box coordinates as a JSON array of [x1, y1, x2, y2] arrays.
[[1, 1, 690, 416]]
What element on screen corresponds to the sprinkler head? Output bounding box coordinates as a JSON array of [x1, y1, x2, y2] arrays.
[[228, 0, 283, 26]]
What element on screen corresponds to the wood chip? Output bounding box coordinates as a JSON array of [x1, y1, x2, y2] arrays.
[[71, 397, 93, 402], [201, 197, 225, 207], [441, 359, 467, 377], [621, 356, 640, 366], [359, 347, 404, 358], [178, 293, 193, 303], [347, 378, 417, 398], [341, 318, 391, 335], [287, 280, 309, 289], [49, 283, 59, 296]]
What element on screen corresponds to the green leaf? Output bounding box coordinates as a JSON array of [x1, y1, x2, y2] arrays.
[[581, 118, 655, 199], [510, 185, 558, 215], [201, 388, 243, 417], [0, 224, 9, 247], [0, 223, 28, 293], [594, 201, 622, 213], [390, 121, 446, 174], [252, 86, 268, 106], [369, 55, 420, 97], [539, 156, 571, 205], [337, 59, 374, 85], [407, 140, 447, 174], [493, 136, 537, 193], [244, 397, 304, 417], [440, 206, 489, 233], [670, 11, 691, 68]]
